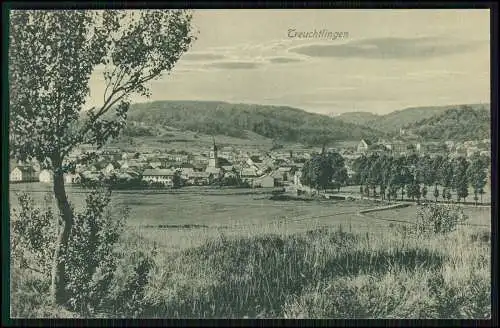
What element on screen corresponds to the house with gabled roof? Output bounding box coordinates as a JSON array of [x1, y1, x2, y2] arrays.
[[241, 167, 258, 178], [356, 139, 373, 154], [10, 165, 38, 182], [187, 171, 213, 186], [142, 168, 177, 186], [252, 174, 275, 188]]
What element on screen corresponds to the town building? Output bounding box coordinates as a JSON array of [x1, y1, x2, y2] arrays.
[[294, 171, 302, 186], [64, 172, 79, 184], [356, 139, 372, 154], [207, 137, 219, 169], [10, 165, 38, 183], [252, 174, 275, 188], [39, 169, 53, 183], [142, 169, 176, 186], [187, 172, 213, 185]]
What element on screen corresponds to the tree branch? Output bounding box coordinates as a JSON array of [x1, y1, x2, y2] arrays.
[[103, 66, 118, 102]]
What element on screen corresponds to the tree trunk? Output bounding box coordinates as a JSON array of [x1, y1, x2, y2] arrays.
[[50, 162, 73, 306]]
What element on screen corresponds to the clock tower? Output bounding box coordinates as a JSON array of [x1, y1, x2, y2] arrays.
[[208, 136, 219, 168]]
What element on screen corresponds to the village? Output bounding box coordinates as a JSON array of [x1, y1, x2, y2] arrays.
[[9, 132, 492, 191]]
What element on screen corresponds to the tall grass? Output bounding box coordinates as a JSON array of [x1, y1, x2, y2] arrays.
[[139, 224, 490, 319], [10, 202, 490, 319]]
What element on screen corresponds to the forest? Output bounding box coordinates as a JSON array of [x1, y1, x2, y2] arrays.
[[125, 101, 386, 145]]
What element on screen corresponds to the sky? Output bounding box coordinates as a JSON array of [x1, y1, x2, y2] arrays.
[[87, 9, 490, 115]]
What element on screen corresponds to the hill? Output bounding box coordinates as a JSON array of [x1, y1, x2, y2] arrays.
[[335, 103, 489, 133], [333, 112, 380, 126], [124, 100, 386, 146], [403, 105, 490, 141]]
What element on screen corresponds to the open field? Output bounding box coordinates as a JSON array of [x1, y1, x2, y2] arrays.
[[9, 183, 390, 251], [10, 182, 491, 318], [10, 182, 491, 252]]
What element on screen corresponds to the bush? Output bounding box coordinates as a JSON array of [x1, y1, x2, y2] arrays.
[[10, 189, 157, 318], [64, 188, 127, 315], [415, 204, 468, 235], [11, 193, 56, 278]]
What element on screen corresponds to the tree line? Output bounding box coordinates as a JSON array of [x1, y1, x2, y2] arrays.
[[301, 150, 489, 205], [352, 153, 489, 204]]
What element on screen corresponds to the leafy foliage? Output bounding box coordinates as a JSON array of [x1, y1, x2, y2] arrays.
[[10, 190, 157, 317], [415, 204, 468, 235], [9, 9, 195, 306], [453, 157, 469, 202], [467, 155, 489, 204], [301, 151, 347, 190], [9, 10, 195, 170], [64, 189, 127, 314], [350, 152, 488, 204], [172, 170, 182, 189], [11, 193, 57, 276]]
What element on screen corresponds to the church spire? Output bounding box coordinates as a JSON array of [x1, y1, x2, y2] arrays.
[[209, 135, 219, 168], [212, 135, 217, 151]]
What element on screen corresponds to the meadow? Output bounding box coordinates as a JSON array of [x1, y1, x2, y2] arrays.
[[10, 183, 389, 251], [9, 182, 491, 319]]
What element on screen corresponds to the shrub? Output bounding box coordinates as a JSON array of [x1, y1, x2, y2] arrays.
[[64, 188, 127, 315], [10, 189, 157, 318], [415, 204, 468, 236], [11, 193, 56, 277]]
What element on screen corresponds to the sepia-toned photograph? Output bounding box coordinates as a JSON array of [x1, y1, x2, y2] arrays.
[[7, 7, 492, 320]]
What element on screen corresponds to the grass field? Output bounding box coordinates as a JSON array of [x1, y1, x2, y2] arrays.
[[9, 182, 492, 318]]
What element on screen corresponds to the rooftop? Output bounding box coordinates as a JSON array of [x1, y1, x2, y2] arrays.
[[142, 169, 177, 176]]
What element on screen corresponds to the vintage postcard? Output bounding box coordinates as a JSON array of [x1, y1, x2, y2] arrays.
[[7, 8, 491, 320]]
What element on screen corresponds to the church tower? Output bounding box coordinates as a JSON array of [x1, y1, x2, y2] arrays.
[[209, 136, 219, 168]]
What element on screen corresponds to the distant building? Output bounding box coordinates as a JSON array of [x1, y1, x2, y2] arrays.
[[241, 167, 258, 179], [294, 171, 302, 186], [118, 160, 129, 169], [149, 162, 162, 169], [39, 169, 53, 183], [252, 175, 275, 188], [207, 136, 219, 170], [64, 172, 79, 184], [444, 141, 455, 151], [142, 169, 176, 185], [10, 165, 38, 182], [479, 150, 490, 158], [221, 165, 234, 172], [179, 167, 195, 178], [39, 169, 81, 184], [386, 141, 407, 154], [357, 139, 372, 153], [219, 148, 234, 162], [273, 167, 292, 182], [466, 147, 480, 158], [103, 163, 117, 174], [187, 172, 213, 185]]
